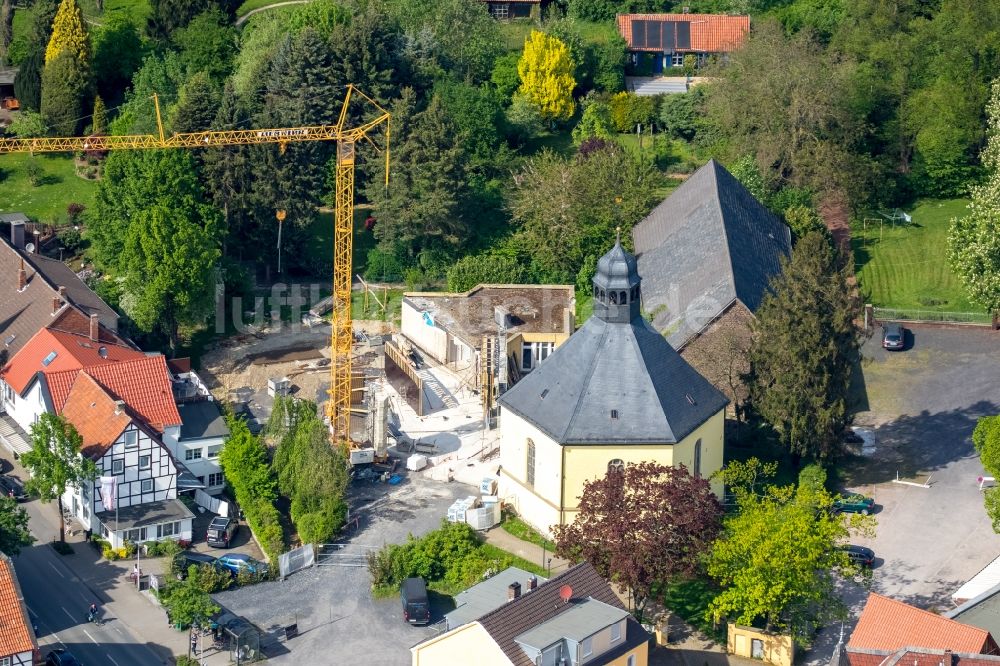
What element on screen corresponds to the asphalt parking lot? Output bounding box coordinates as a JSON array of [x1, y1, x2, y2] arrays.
[[804, 324, 1000, 664], [213, 472, 470, 666]]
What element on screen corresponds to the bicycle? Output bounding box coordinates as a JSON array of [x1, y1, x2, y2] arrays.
[[86, 612, 104, 627]]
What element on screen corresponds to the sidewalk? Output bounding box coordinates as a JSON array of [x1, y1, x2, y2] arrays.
[[482, 527, 571, 576]]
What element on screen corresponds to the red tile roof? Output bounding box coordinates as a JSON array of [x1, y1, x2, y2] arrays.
[[617, 14, 749, 53], [0, 553, 36, 658], [1, 317, 142, 395], [78, 356, 181, 432], [849, 594, 996, 654], [848, 647, 1000, 666], [61, 373, 131, 458]]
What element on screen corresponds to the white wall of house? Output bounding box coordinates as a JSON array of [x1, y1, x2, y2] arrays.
[[1, 648, 34, 666], [2, 378, 46, 433], [401, 300, 449, 363], [178, 436, 225, 490]]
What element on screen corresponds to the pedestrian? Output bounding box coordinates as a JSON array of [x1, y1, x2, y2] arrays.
[[190, 632, 198, 655]]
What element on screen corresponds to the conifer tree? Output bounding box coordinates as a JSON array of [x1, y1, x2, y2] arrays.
[[45, 0, 89, 65], [40, 50, 88, 135], [91, 95, 106, 134], [517, 31, 576, 123], [13, 48, 43, 111]]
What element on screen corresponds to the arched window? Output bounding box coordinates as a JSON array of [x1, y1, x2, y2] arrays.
[[693, 439, 702, 478], [526, 439, 536, 487], [593, 285, 599, 300], [609, 290, 618, 305], [608, 459, 625, 474], [619, 291, 627, 304]]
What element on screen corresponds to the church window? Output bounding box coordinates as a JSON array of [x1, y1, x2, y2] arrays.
[[620, 291, 627, 304], [693, 439, 702, 478], [526, 439, 536, 487], [608, 459, 625, 474], [609, 291, 618, 304]]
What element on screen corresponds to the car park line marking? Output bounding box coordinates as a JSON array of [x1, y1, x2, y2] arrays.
[[83, 629, 98, 644], [107, 655, 120, 666], [48, 562, 65, 578]]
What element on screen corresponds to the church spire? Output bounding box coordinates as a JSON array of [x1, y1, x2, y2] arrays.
[[592, 236, 641, 324]]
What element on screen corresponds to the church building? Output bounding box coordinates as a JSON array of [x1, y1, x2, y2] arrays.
[[497, 239, 729, 537]]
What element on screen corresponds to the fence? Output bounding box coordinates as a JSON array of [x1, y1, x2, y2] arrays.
[[278, 543, 316, 580], [194, 489, 230, 517], [315, 543, 372, 568], [871, 306, 994, 326]]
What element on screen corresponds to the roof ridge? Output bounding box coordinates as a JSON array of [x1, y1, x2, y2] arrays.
[[869, 592, 987, 634], [707, 160, 740, 301], [561, 318, 612, 442], [474, 562, 593, 624]]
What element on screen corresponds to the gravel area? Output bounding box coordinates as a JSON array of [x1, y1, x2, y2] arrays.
[[213, 473, 472, 665]]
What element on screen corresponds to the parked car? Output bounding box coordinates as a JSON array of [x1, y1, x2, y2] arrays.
[[401, 577, 430, 625], [0, 475, 26, 501], [215, 553, 268, 577], [841, 544, 876, 567], [882, 322, 906, 350], [833, 494, 875, 515], [45, 649, 82, 666], [206, 516, 239, 548], [172, 551, 218, 579]]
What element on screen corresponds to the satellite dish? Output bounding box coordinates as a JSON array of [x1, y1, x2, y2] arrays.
[[24, 242, 35, 253], [559, 585, 573, 603]]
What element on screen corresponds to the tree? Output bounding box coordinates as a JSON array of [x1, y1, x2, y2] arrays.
[[554, 461, 722, 623], [173, 8, 236, 81], [162, 577, 219, 628], [572, 101, 614, 145], [92, 16, 143, 102], [658, 87, 708, 142], [783, 205, 829, 242], [974, 416, 1000, 531], [491, 53, 521, 102], [0, 496, 34, 555], [0, 0, 11, 65], [91, 95, 106, 135], [728, 154, 769, 203], [593, 35, 626, 93], [517, 31, 575, 123], [707, 469, 870, 640], [146, 0, 215, 41], [91, 150, 221, 351], [170, 71, 219, 134], [7, 111, 47, 138], [40, 49, 90, 135], [21, 413, 97, 543], [747, 231, 858, 462], [45, 0, 89, 65], [13, 47, 43, 111], [509, 144, 660, 282], [948, 79, 1000, 314], [446, 254, 530, 292], [608, 91, 655, 133]]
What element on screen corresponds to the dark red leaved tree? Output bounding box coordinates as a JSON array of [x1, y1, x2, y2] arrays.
[[553, 461, 722, 622]]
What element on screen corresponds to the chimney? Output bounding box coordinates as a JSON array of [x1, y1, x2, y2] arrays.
[[943, 650, 953, 666], [10, 220, 24, 249], [89, 314, 99, 342], [17, 258, 26, 291], [114, 400, 125, 416], [52, 296, 61, 314], [507, 582, 521, 602], [58, 286, 66, 298], [527, 576, 537, 592]]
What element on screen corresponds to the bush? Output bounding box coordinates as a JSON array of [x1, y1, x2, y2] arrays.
[[25, 160, 42, 187], [609, 92, 656, 133], [363, 247, 406, 283], [446, 254, 530, 292], [572, 102, 615, 146], [176, 657, 199, 666]]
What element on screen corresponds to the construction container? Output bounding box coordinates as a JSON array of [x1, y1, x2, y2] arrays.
[[406, 454, 427, 471], [480, 476, 499, 495]]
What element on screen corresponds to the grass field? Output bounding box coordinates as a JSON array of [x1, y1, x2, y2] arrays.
[[0, 154, 98, 221], [498, 19, 617, 52], [236, 0, 286, 18], [851, 199, 978, 313]]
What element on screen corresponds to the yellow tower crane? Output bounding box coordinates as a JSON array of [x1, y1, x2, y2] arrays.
[[0, 85, 390, 453]]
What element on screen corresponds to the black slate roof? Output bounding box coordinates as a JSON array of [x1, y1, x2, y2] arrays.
[[498, 313, 728, 444], [632, 159, 791, 349]]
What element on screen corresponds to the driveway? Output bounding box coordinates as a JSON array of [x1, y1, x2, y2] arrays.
[[804, 324, 1000, 664], [213, 473, 470, 665]]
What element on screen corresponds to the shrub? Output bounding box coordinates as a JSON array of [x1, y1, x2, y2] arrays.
[[572, 101, 614, 146], [176, 657, 199, 666], [608, 92, 655, 133], [102, 545, 117, 560], [363, 247, 406, 283], [66, 202, 85, 223], [25, 160, 43, 187], [446, 254, 530, 292]]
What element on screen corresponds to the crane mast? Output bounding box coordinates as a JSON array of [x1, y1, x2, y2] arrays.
[[0, 85, 390, 452]]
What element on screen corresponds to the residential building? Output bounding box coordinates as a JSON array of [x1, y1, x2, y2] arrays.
[[1, 218, 120, 360], [847, 593, 1000, 660], [175, 401, 229, 491], [401, 284, 575, 391], [412, 562, 649, 666], [632, 159, 791, 411], [949, 584, 1000, 644], [479, 0, 546, 20], [0, 68, 18, 109], [617, 13, 749, 74], [497, 240, 728, 537], [0, 553, 38, 666]]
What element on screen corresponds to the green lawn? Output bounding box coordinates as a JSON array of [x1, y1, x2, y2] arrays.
[[499, 509, 557, 552], [79, 0, 152, 24], [236, 0, 284, 18], [0, 154, 98, 222], [851, 199, 979, 314], [498, 19, 617, 52]]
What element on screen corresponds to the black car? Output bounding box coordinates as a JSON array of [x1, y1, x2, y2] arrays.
[[172, 551, 219, 579], [206, 516, 239, 548], [841, 544, 875, 567], [882, 322, 905, 350], [0, 475, 26, 501], [401, 577, 430, 625], [46, 649, 82, 666]]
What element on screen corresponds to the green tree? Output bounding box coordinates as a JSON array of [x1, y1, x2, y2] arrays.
[[91, 95, 106, 135], [45, 0, 89, 65], [108, 52, 186, 136], [948, 79, 1000, 314], [707, 474, 870, 640], [146, 0, 216, 41], [92, 150, 221, 351], [728, 154, 769, 203], [783, 205, 828, 242], [554, 462, 722, 623], [593, 35, 626, 93], [7, 110, 47, 138], [0, 0, 11, 65], [219, 418, 277, 504], [40, 48, 90, 135], [505, 92, 545, 144], [491, 53, 521, 102], [517, 30, 575, 123], [13, 47, 43, 111], [21, 413, 97, 543], [608, 91, 655, 133], [658, 87, 708, 142], [974, 416, 1000, 531], [170, 71, 219, 134], [747, 232, 858, 461], [572, 101, 614, 145], [446, 254, 530, 292], [0, 496, 34, 555], [173, 8, 236, 81], [509, 144, 660, 281], [92, 16, 144, 102], [162, 577, 219, 628]]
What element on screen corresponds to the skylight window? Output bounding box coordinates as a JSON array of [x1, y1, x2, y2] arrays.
[[41, 351, 57, 367]]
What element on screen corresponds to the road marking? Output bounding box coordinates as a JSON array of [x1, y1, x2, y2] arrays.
[[61, 607, 75, 623], [107, 655, 120, 666], [83, 629, 98, 645], [48, 562, 65, 579]]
